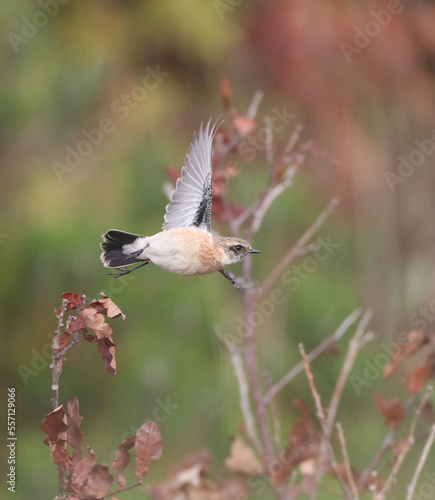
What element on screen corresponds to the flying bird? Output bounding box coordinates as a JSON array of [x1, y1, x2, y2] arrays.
[[100, 120, 260, 293]]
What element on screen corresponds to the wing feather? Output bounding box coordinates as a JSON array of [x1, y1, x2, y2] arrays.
[[163, 119, 221, 231]]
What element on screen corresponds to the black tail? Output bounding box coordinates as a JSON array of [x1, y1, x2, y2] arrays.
[[100, 229, 148, 268]]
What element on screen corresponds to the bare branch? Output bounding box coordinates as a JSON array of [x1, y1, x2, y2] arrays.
[[102, 479, 143, 499], [264, 371, 282, 454], [324, 310, 372, 440], [247, 90, 264, 119], [259, 197, 340, 298], [336, 422, 359, 499], [264, 116, 274, 180], [406, 422, 435, 500], [216, 327, 261, 453], [264, 308, 362, 403], [298, 343, 351, 500]]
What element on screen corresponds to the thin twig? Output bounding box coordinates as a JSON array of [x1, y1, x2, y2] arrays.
[[324, 310, 372, 439], [102, 479, 143, 499], [264, 116, 274, 181], [247, 90, 264, 119], [264, 371, 282, 454], [259, 197, 340, 298], [264, 308, 362, 403], [250, 164, 299, 234], [336, 422, 359, 499], [374, 386, 434, 500], [299, 344, 351, 500], [216, 328, 261, 453], [406, 423, 435, 500], [283, 124, 303, 157], [242, 289, 275, 470]]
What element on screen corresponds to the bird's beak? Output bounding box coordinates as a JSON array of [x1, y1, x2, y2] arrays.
[[250, 248, 261, 254]]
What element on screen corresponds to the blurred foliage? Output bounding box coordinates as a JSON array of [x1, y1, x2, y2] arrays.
[[1, 0, 435, 499]]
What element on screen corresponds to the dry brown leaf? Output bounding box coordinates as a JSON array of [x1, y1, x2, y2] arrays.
[[90, 294, 126, 320], [71, 449, 95, 489], [68, 315, 87, 334], [41, 406, 71, 471], [62, 292, 85, 311], [134, 421, 164, 478], [74, 464, 113, 499], [97, 336, 117, 374], [406, 352, 435, 394], [225, 437, 263, 475], [383, 331, 429, 379], [113, 436, 135, 487], [374, 393, 405, 427], [81, 308, 113, 339], [67, 397, 84, 464], [41, 405, 69, 443]]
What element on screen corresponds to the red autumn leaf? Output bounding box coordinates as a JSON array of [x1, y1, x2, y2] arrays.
[[53, 330, 71, 351], [41, 405, 69, 443], [41, 406, 71, 471], [67, 397, 84, 464], [90, 294, 125, 320], [47, 438, 71, 471], [134, 421, 164, 478], [97, 336, 117, 374], [233, 115, 256, 136], [406, 352, 435, 395], [62, 292, 85, 311], [54, 308, 62, 317], [374, 393, 405, 428], [80, 308, 113, 339], [73, 464, 113, 499], [113, 437, 135, 487], [71, 449, 95, 489], [68, 315, 87, 334], [83, 331, 96, 343], [220, 74, 232, 111], [383, 331, 430, 379]]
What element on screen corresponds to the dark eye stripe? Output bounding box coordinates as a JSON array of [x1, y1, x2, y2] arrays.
[[232, 245, 243, 252]]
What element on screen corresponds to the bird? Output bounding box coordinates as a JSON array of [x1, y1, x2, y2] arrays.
[[100, 119, 260, 294]]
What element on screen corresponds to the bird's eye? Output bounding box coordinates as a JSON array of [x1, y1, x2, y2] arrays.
[[232, 244, 243, 252]]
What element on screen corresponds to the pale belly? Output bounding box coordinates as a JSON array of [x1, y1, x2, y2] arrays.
[[141, 227, 223, 276]]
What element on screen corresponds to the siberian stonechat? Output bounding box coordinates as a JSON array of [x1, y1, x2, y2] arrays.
[[100, 120, 260, 293]]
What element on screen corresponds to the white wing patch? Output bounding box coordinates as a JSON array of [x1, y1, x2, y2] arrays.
[[163, 119, 220, 232]]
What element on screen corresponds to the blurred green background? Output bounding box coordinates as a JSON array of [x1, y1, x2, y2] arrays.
[[2, 0, 435, 498]]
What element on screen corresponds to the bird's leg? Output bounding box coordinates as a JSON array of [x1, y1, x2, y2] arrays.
[[105, 261, 149, 278], [219, 268, 260, 296]]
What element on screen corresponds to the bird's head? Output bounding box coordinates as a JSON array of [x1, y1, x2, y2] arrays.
[[216, 237, 261, 266]]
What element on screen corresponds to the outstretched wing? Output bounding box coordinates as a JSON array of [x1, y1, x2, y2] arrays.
[[163, 119, 220, 232]]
